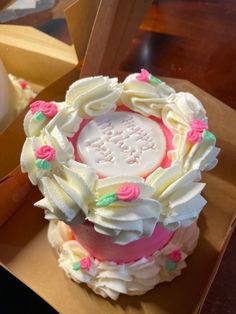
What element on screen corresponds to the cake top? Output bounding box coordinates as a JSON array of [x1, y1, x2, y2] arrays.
[[21, 69, 220, 245]]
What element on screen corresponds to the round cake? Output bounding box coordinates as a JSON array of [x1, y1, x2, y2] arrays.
[[20, 69, 220, 300]]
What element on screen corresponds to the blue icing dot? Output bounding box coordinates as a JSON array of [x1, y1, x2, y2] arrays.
[[165, 260, 177, 271]]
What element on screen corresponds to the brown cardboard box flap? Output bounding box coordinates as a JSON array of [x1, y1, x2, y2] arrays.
[[65, 0, 100, 64], [0, 24, 78, 86], [0, 166, 32, 228], [0, 71, 235, 313], [0, 0, 14, 11], [65, 0, 153, 78]]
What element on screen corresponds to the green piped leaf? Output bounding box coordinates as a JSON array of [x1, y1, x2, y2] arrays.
[[72, 261, 81, 271], [96, 193, 117, 207], [149, 74, 163, 86], [35, 159, 51, 170], [165, 260, 177, 272], [34, 111, 46, 122], [202, 130, 216, 144]]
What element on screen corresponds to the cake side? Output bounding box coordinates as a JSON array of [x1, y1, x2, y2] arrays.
[[48, 220, 199, 300]]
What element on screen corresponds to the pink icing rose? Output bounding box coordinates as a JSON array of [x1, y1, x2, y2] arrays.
[[190, 119, 208, 132], [80, 257, 92, 271], [168, 250, 182, 262], [41, 102, 58, 118], [35, 145, 56, 161], [30, 100, 45, 114], [136, 68, 150, 82], [19, 79, 28, 90], [187, 129, 202, 144], [117, 183, 140, 201]]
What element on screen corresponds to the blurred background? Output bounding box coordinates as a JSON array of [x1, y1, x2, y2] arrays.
[[1, 0, 235, 110]]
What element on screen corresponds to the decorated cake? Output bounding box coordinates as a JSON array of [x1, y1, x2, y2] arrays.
[[20, 69, 220, 300]]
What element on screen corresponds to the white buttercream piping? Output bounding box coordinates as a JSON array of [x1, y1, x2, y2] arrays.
[[48, 220, 199, 300], [168, 134, 220, 172], [162, 92, 207, 134], [121, 73, 175, 118], [21, 126, 74, 185], [146, 164, 206, 230], [65, 76, 122, 118], [9, 74, 35, 111], [20, 73, 220, 244]]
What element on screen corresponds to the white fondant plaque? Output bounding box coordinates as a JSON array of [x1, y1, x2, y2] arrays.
[[77, 112, 166, 177]]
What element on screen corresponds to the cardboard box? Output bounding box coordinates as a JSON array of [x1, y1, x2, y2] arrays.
[[0, 25, 77, 89], [0, 0, 79, 224], [0, 0, 153, 217], [1, 69, 235, 313], [0, 1, 235, 313]]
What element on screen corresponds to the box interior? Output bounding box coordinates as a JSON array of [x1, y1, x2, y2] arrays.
[[0, 70, 235, 314]]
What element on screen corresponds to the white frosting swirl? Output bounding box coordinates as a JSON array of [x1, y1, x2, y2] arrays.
[[59, 241, 97, 283], [24, 102, 81, 137], [48, 220, 199, 300], [65, 76, 122, 118], [121, 73, 175, 118], [20, 73, 219, 246], [35, 160, 97, 223], [168, 134, 221, 172], [158, 222, 199, 282], [20, 126, 74, 185], [162, 92, 207, 134], [35, 168, 162, 243], [9, 74, 35, 111], [146, 164, 206, 230], [87, 176, 162, 244]]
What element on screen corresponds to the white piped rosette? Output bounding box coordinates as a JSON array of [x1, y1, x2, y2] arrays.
[[21, 70, 220, 299], [48, 220, 199, 300]]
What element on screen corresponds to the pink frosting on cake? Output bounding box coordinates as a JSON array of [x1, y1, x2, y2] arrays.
[[66, 106, 175, 263], [70, 222, 174, 263]]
